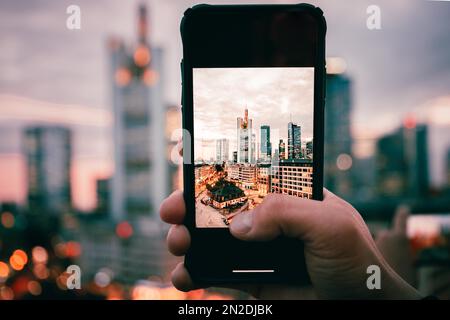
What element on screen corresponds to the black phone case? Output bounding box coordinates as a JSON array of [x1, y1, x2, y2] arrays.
[[180, 3, 326, 286]]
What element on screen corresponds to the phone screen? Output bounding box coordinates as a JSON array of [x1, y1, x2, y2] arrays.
[[193, 67, 314, 228]]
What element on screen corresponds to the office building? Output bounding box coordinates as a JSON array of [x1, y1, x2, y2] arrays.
[[306, 140, 313, 159], [279, 139, 286, 161], [109, 4, 167, 219], [257, 164, 271, 196], [324, 67, 353, 196], [232, 151, 238, 163], [236, 109, 254, 164], [447, 148, 450, 186], [260, 125, 272, 162], [271, 159, 313, 199], [288, 122, 301, 159], [216, 138, 230, 162], [24, 126, 72, 215], [227, 164, 257, 190], [96, 178, 111, 215], [376, 123, 429, 197]]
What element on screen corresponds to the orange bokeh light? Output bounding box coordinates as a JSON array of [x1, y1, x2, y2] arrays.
[[9, 249, 28, 271], [0, 261, 9, 279], [65, 241, 82, 258], [32, 246, 48, 264], [1, 211, 15, 228], [134, 45, 151, 67], [0, 286, 14, 300], [403, 115, 416, 129], [142, 69, 159, 86], [28, 280, 42, 296], [116, 221, 133, 239], [33, 264, 50, 280], [115, 67, 132, 87]]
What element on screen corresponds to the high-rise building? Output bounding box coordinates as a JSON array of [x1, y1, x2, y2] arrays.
[[96, 178, 111, 215], [24, 126, 72, 215], [271, 159, 313, 199], [279, 139, 286, 160], [288, 122, 301, 159], [236, 109, 254, 164], [260, 125, 272, 162], [251, 133, 256, 163], [376, 123, 429, 198], [306, 140, 313, 159], [109, 4, 167, 219], [257, 164, 271, 196], [447, 148, 450, 187], [216, 138, 229, 162], [233, 151, 238, 163], [324, 68, 353, 197], [165, 105, 182, 192]]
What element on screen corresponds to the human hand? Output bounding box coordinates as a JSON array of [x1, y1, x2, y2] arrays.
[[160, 189, 421, 299]]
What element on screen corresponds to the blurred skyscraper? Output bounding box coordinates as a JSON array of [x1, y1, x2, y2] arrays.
[[288, 122, 301, 159], [447, 148, 450, 186], [24, 126, 72, 215], [324, 64, 353, 197], [165, 104, 182, 191], [95, 178, 111, 215], [109, 4, 167, 220], [376, 122, 429, 198], [74, 4, 179, 288]]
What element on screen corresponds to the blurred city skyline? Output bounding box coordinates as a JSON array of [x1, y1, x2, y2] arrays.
[[0, 0, 449, 301], [1, 0, 450, 210]]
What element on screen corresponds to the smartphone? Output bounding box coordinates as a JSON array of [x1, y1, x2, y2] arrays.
[[181, 4, 326, 285]]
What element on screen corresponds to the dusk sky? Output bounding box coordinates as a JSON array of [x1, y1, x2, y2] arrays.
[[194, 68, 314, 161], [0, 0, 450, 208]]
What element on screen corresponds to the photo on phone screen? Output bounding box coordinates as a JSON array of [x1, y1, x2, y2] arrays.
[[193, 67, 314, 228]]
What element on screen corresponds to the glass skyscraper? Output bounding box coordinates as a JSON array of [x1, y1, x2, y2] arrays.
[[236, 109, 254, 164], [260, 125, 272, 162], [288, 122, 302, 159]]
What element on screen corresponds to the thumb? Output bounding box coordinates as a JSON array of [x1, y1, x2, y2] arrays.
[[393, 204, 410, 236], [229, 190, 332, 242]]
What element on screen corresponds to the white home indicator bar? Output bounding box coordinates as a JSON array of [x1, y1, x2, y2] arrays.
[[232, 269, 275, 273]]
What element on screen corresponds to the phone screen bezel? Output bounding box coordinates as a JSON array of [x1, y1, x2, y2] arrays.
[[181, 4, 326, 284]]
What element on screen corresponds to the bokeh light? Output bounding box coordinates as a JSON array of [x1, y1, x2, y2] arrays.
[[1, 211, 15, 228], [33, 264, 50, 280], [134, 45, 151, 67], [0, 261, 9, 281], [32, 246, 48, 264], [336, 153, 353, 171], [115, 67, 131, 87], [0, 286, 14, 300], [27, 280, 42, 296], [116, 221, 133, 239], [94, 268, 114, 288], [142, 68, 159, 86], [9, 249, 28, 271]]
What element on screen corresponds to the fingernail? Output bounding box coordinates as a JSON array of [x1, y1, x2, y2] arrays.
[[231, 211, 253, 234]]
